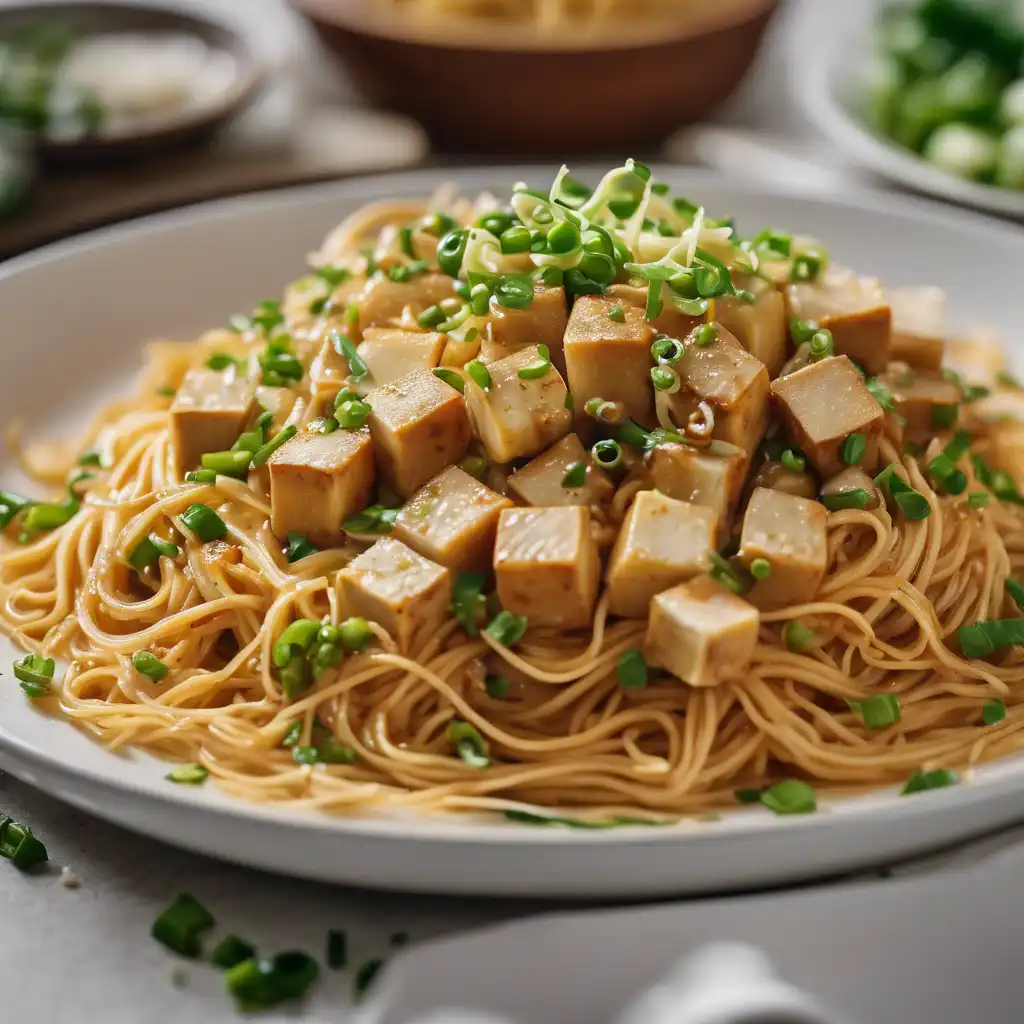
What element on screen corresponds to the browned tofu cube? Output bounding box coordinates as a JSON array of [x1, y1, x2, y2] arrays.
[[336, 537, 451, 653], [771, 356, 883, 478], [366, 368, 472, 498], [255, 385, 298, 433], [787, 267, 891, 376], [464, 345, 572, 463], [606, 491, 715, 618], [493, 506, 600, 629], [170, 369, 258, 478], [605, 283, 703, 341], [886, 371, 961, 444], [564, 294, 656, 424], [357, 327, 445, 388], [739, 487, 828, 611], [268, 427, 375, 546], [887, 286, 946, 371], [668, 323, 770, 458], [507, 434, 614, 508], [716, 275, 788, 377], [746, 458, 818, 501], [394, 465, 512, 572], [309, 335, 351, 408], [356, 273, 458, 331], [646, 441, 746, 545], [481, 284, 568, 374], [644, 576, 760, 688]]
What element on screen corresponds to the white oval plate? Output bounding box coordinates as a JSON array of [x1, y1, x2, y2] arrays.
[[792, 0, 1024, 219], [1, 167, 1023, 898]]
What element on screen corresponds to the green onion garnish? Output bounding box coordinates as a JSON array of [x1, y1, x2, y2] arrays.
[[343, 505, 398, 535], [931, 404, 959, 429], [281, 721, 302, 748], [151, 894, 215, 958], [201, 449, 251, 478], [561, 461, 587, 488], [927, 452, 967, 495], [327, 930, 347, 970], [466, 360, 491, 391], [338, 616, 372, 652], [485, 610, 528, 647], [591, 439, 623, 470], [1007, 578, 1024, 612], [968, 491, 990, 509], [330, 329, 367, 379], [517, 351, 552, 379], [432, 367, 466, 392], [13, 653, 55, 698], [452, 572, 487, 637], [76, 450, 103, 467], [734, 788, 763, 805], [447, 720, 490, 768], [650, 366, 678, 391], [781, 449, 806, 473], [353, 957, 384, 1003], [437, 228, 469, 278], [133, 650, 169, 680], [847, 694, 900, 729], [417, 304, 447, 329], [129, 537, 182, 574], [902, 769, 958, 795], [166, 764, 207, 786], [285, 532, 318, 563], [251, 426, 297, 467], [211, 935, 257, 970], [0, 816, 48, 871], [494, 275, 535, 310], [866, 376, 895, 412], [651, 336, 684, 364], [783, 620, 815, 653], [760, 779, 817, 815], [957, 618, 1024, 658], [874, 465, 931, 521], [840, 433, 867, 466], [982, 699, 1006, 725], [750, 558, 772, 581], [485, 674, 510, 699], [185, 469, 217, 484], [180, 503, 227, 542], [821, 488, 872, 511], [808, 328, 834, 360], [695, 323, 718, 346], [205, 353, 244, 372], [709, 551, 749, 595], [225, 951, 319, 1011], [273, 619, 320, 668], [607, 304, 626, 323], [616, 648, 648, 689], [790, 252, 823, 282], [22, 488, 79, 533], [500, 226, 532, 255]]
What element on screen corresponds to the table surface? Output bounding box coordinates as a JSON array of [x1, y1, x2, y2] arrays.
[[0, 3, 896, 1022]]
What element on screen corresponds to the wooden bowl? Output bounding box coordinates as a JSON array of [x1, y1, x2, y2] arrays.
[[0, 2, 264, 165], [295, 0, 780, 155]]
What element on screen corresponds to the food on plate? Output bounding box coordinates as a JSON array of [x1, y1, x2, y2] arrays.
[[2, 159, 1022, 825]]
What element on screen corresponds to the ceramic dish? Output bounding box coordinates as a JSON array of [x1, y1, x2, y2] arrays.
[[1, 166, 1023, 898]]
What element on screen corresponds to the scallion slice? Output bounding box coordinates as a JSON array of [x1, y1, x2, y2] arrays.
[[783, 620, 815, 653], [561, 461, 587, 488], [485, 610, 528, 647], [957, 618, 1024, 658], [616, 648, 648, 689], [133, 650, 169, 680], [485, 674, 511, 699], [447, 720, 490, 768], [166, 764, 208, 785], [251, 426, 297, 467], [211, 935, 257, 970], [201, 449, 251, 478], [285, 532, 318, 563], [760, 779, 817, 815], [847, 694, 900, 729], [330, 329, 367, 379], [151, 894, 215, 957], [466, 360, 492, 390], [0, 816, 48, 871], [821, 488, 872, 511], [591, 439, 623, 470], [982, 699, 1006, 726], [327, 929, 347, 970], [840, 433, 867, 466], [901, 768, 958, 795]]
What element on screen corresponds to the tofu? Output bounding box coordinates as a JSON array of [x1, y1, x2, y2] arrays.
[[646, 440, 746, 545], [787, 266, 892, 376], [493, 506, 600, 629], [887, 286, 946, 371], [668, 323, 770, 458], [481, 284, 568, 374], [644, 576, 760, 688], [716, 275, 788, 377], [309, 335, 351, 407], [821, 466, 881, 510], [771, 356, 884, 478], [357, 327, 445, 388], [268, 427, 375, 546], [739, 488, 828, 611], [605, 283, 703, 341], [356, 272, 458, 330], [564, 294, 656, 425], [747, 458, 818, 501], [170, 369, 259, 478], [886, 371, 961, 444], [336, 537, 451, 654], [606, 492, 715, 618], [366, 368, 472, 498], [255, 385, 298, 433], [507, 434, 614, 508], [464, 345, 572, 463], [394, 465, 512, 571], [945, 330, 1006, 387]]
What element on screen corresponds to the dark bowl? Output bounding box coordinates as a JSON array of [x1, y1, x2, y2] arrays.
[[295, 0, 780, 155], [0, 2, 264, 165]]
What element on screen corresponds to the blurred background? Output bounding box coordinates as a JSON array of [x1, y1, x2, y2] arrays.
[[1, 0, 1024, 256]]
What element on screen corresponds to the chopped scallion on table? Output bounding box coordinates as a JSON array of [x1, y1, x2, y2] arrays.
[[151, 894, 215, 957]]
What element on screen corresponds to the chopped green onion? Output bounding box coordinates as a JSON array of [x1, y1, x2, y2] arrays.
[[982, 699, 1006, 726], [76, 450, 103, 467], [151, 894, 215, 958], [996, 371, 1021, 389], [957, 618, 1024, 658], [485, 674, 510, 699], [790, 252, 823, 282], [330, 330, 367, 379], [22, 489, 79, 533], [338, 616, 372, 652], [460, 454, 489, 481], [607, 304, 626, 323], [0, 817, 48, 871], [229, 314, 251, 333], [561, 461, 587, 488], [709, 551, 748, 594], [466, 360, 492, 390], [334, 400, 371, 431], [225, 952, 319, 1011], [547, 220, 581, 255], [760, 780, 817, 815], [437, 228, 469, 278], [943, 430, 971, 462], [281, 721, 302, 747], [452, 572, 487, 637], [432, 367, 466, 393], [591, 439, 623, 470], [212, 935, 257, 970], [485, 610, 528, 647], [821, 488, 872, 511], [13, 654, 55, 696], [931, 404, 959, 428], [327, 930, 347, 970], [503, 810, 667, 829], [353, 958, 384, 1003], [201, 449, 251, 478], [493, 275, 535, 310], [752, 228, 792, 257], [645, 280, 664, 321], [750, 558, 772, 581], [166, 764, 207, 786], [968, 491, 990, 509], [901, 769, 958, 795], [695, 323, 718, 346], [808, 328, 834, 359], [291, 745, 319, 766], [840, 433, 867, 466], [734, 788, 763, 806], [156, 385, 176, 398], [616, 648, 648, 689], [133, 650, 168, 680], [866, 376, 895, 412], [1006, 578, 1024, 612], [626, 157, 651, 181], [286, 532, 318, 563], [343, 505, 398, 535], [316, 264, 351, 288], [783, 620, 815, 653], [927, 453, 967, 495], [184, 469, 217, 484], [417, 304, 447, 329], [875, 465, 931, 520], [205, 353, 244, 372], [447, 719, 490, 768], [847, 694, 900, 729], [517, 353, 551, 379], [251, 426, 297, 467], [180, 503, 227, 542], [651, 336, 684, 364], [500, 225, 532, 254], [650, 366, 678, 391], [781, 449, 806, 473], [129, 534, 181, 572], [273, 619, 321, 668]]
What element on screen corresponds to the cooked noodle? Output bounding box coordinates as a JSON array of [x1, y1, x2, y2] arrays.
[[3, 161, 1024, 825]]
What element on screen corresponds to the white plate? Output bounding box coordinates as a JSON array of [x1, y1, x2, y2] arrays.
[[792, 0, 1024, 219], [1, 166, 1024, 898]]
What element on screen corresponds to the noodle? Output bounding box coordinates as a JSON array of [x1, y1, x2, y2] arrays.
[[3, 161, 1024, 827]]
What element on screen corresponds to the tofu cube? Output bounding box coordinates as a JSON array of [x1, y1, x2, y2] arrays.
[[337, 537, 451, 653], [366, 368, 472, 498], [507, 433, 614, 508], [255, 385, 298, 433], [464, 345, 572, 463], [268, 427, 374, 546], [605, 283, 703, 341], [887, 286, 946, 371], [309, 335, 351, 408], [739, 487, 828, 611], [494, 506, 600, 629], [771, 356, 884, 478], [356, 272, 458, 331], [564, 294, 656, 424], [606, 491, 715, 618], [886, 371, 961, 444], [716, 275, 788, 377], [644, 576, 760, 687], [787, 266, 892, 375], [394, 465, 512, 571], [747, 458, 818, 501], [170, 368, 258, 478], [668, 323, 770, 458], [357, 327, 446, 388], [481, 284, 568, 374], [646, 441, 746, 545]]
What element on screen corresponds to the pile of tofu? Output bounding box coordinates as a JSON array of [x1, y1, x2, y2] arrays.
[[167, 253, 961, 689]]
